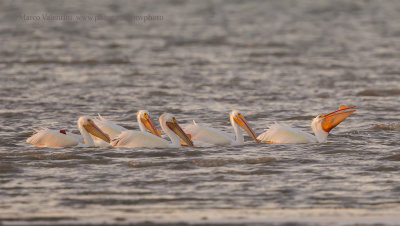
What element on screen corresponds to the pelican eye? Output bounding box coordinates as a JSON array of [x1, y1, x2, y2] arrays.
[[87, 119, 93, 123], [237, 113, 242, 117], [144, 113, 149, 119], [172, 117, 177, 123]]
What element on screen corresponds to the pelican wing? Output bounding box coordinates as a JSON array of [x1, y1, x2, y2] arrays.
[[26, 129, 79, 147], [257, 122, 317, 144], [94, 114, 127, 139], [66, 132, 84, 143], [111, 130, 169, 148], [184, 122, 233, 145]]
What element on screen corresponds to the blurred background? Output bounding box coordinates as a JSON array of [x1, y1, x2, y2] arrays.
[[1, 0, 400, 225]]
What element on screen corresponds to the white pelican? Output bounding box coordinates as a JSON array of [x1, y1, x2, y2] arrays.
[[26, 116, 110, 147], [111, 113, 193, 148], [257, 105, 356, 144], [94, 110, 161, 139], [183, 110, 260, 146], [56, 127, 111, 148]]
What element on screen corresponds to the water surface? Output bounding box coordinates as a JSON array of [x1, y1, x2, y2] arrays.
[[1, 0, 400, 225]]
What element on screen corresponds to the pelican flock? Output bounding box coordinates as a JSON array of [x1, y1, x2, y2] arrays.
[[26, 105, 356, 148]]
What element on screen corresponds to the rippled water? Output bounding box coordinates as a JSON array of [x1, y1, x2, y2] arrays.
[[1, 0, 400, 225]]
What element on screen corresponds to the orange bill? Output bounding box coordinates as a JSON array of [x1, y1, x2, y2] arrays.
[[83, 122, 111, 143], [141, 116, 161, 137], [180, 134, 192, 146], [233, 114, 260, 143], [166, 120, 194, 147], [321, 105, 356, 132]]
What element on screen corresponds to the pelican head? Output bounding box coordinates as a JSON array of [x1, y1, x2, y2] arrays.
[[137, 110, 161, 137], [311, 105, 356, 142], [230, 110, 260, 143], [160, 113, 194, 147], [78, 116, 111, 143]]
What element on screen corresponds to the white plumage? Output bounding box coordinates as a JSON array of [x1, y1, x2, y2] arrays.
[[184, 110, 259, 146], [27, 129, 81, 147], [27, 116, 110, 147], [94, 114, 128, 139], [111, 130, 171, 148], [94, 110, 160, 139], [257, 122, 316, 144], [111, 113, 193, 148], [184, 120, 235, 145]]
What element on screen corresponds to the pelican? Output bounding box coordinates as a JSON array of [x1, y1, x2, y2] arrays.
[[56, 127, 111, 148], [183, 110, 260, 146], [111, 113, 193, 148], [94, 110, 161, 139], [26, 116, 110, 147], [257, 105, 356, 144]]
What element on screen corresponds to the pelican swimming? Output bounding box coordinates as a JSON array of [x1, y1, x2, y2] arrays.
[[56, 126, 111, 147], [183, 110, 260, 146], [257, 105, 356, 144], [111, 113, 193, 148], [94, 110, 161, 139], [26, 116, 110, 147]]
